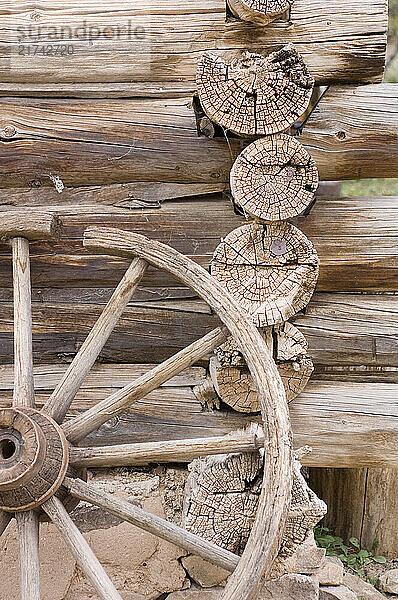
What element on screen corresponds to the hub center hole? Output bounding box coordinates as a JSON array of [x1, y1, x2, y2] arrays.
[[0, 438, 17, 460]]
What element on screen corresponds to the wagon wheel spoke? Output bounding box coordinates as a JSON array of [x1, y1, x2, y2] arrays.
[[43, 257, 147, 423], [43, 496, 124, 600], [64, 477, 239, 573], [62, 325, 229, 444], [70, 430, 266, 468], [16, 510, 40, 600], [12, 238, 35, 409]]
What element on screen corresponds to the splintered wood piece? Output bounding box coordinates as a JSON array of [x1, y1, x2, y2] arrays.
[[273, 455, 327, 566], [0, 212, 59, 242], [69, 429, 266, 468], [62, 326, 229, 444], [211, 221, 319, 326], [183, 441, 326, 561], [211, 323, 313, 412], [197, 44, 314, 136], [43, 496, 124, 600], [183, 424, 265, 555], [227, 0, 293, 25], [230, 134, 319, 221], [12, 238, 35, 409], [63, 477, 240, 573], [16, 510, 40, 600], [43, 257, 147, 424]]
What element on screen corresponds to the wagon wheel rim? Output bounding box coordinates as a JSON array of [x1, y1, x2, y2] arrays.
[[0, 224, 293, 600]]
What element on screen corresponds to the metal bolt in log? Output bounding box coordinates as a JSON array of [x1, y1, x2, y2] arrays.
[[210, 323, 314, 412], [196, 44, 314, 136], [211, 221, 319, 326], [227, 0, 293, 25], [230, 134, 319, 221]]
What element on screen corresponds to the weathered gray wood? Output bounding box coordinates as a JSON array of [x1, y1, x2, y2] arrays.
[[0, 293, 395, 366], [0, 212, 59, 241], [0, 86, 397, 187], [78, 226, 293, 594], [12, 238, 35, 409], [0, 182, 227, 209], [16, 511, 40, 600], [227, 0, 292, 25], [0, 0, 387, 89], [309, 467, 398, 557], [43, 496, 124, 600], [43, 257, 147, 423], [62, 326, 229, 443], [64, 477, 240, 572], [0, 364, 206, 390], [70, 430, 266, 467], [0, 370, 395, 467], [1, 196, 396, 293]]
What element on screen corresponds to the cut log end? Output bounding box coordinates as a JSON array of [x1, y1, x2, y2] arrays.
[[183, 442, 326, 560], [227, 0, 293, 25], [211, 221, 319, 326], [210, 323, 313, 412], [197, 45, 314, 136], [230, 134, 319, 221]]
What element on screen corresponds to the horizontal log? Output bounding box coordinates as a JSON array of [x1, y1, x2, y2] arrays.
[[0, 0, 387, 90], [0, 293, 396, 367], [0, 196, 396, 292], [1, 86, 398, 186], [0, 369, 395, 467]]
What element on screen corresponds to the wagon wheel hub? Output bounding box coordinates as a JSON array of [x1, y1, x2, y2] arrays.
[[0, 408, 69, 513]]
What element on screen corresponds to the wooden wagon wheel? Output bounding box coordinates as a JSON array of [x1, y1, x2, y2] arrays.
[[0, 213, 293, 600]]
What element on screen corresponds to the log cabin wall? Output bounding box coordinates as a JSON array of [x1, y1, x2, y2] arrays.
[[1, 0, 397, 555]]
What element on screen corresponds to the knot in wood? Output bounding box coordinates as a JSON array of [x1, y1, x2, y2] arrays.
[[0, 408, 69, 512], [1, 125, 16, 139]]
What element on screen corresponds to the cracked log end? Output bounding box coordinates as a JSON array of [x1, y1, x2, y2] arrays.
[[228, 0, 293, 25], [230, 134, 319, 221], [196, 45, 314, 136], [183, 438, 327, 560], [210, 323, 313, 412], [211, 221, 319, 326]]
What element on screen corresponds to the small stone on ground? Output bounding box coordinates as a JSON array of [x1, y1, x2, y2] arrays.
[[319, 584, 358, 600]]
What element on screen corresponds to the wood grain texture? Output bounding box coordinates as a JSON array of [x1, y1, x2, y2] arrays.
[[0, 196, 396, 293], [70, 430, 267, 467], [11, 238, 35, 408], [16, 511, 40, 600], [62, 326, 229, 443], [227, 0, 292, 25], [79, 226, 293, 596], [0, 86, 398, 187], [0, 293, 396, 366], [64, 477, 240, 572], [0, 212, 59, 241], [43, 257, 147, 423], [309, 468, 398, 557], [0, 366, 395, 468], [0, 0, 387, 90]]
